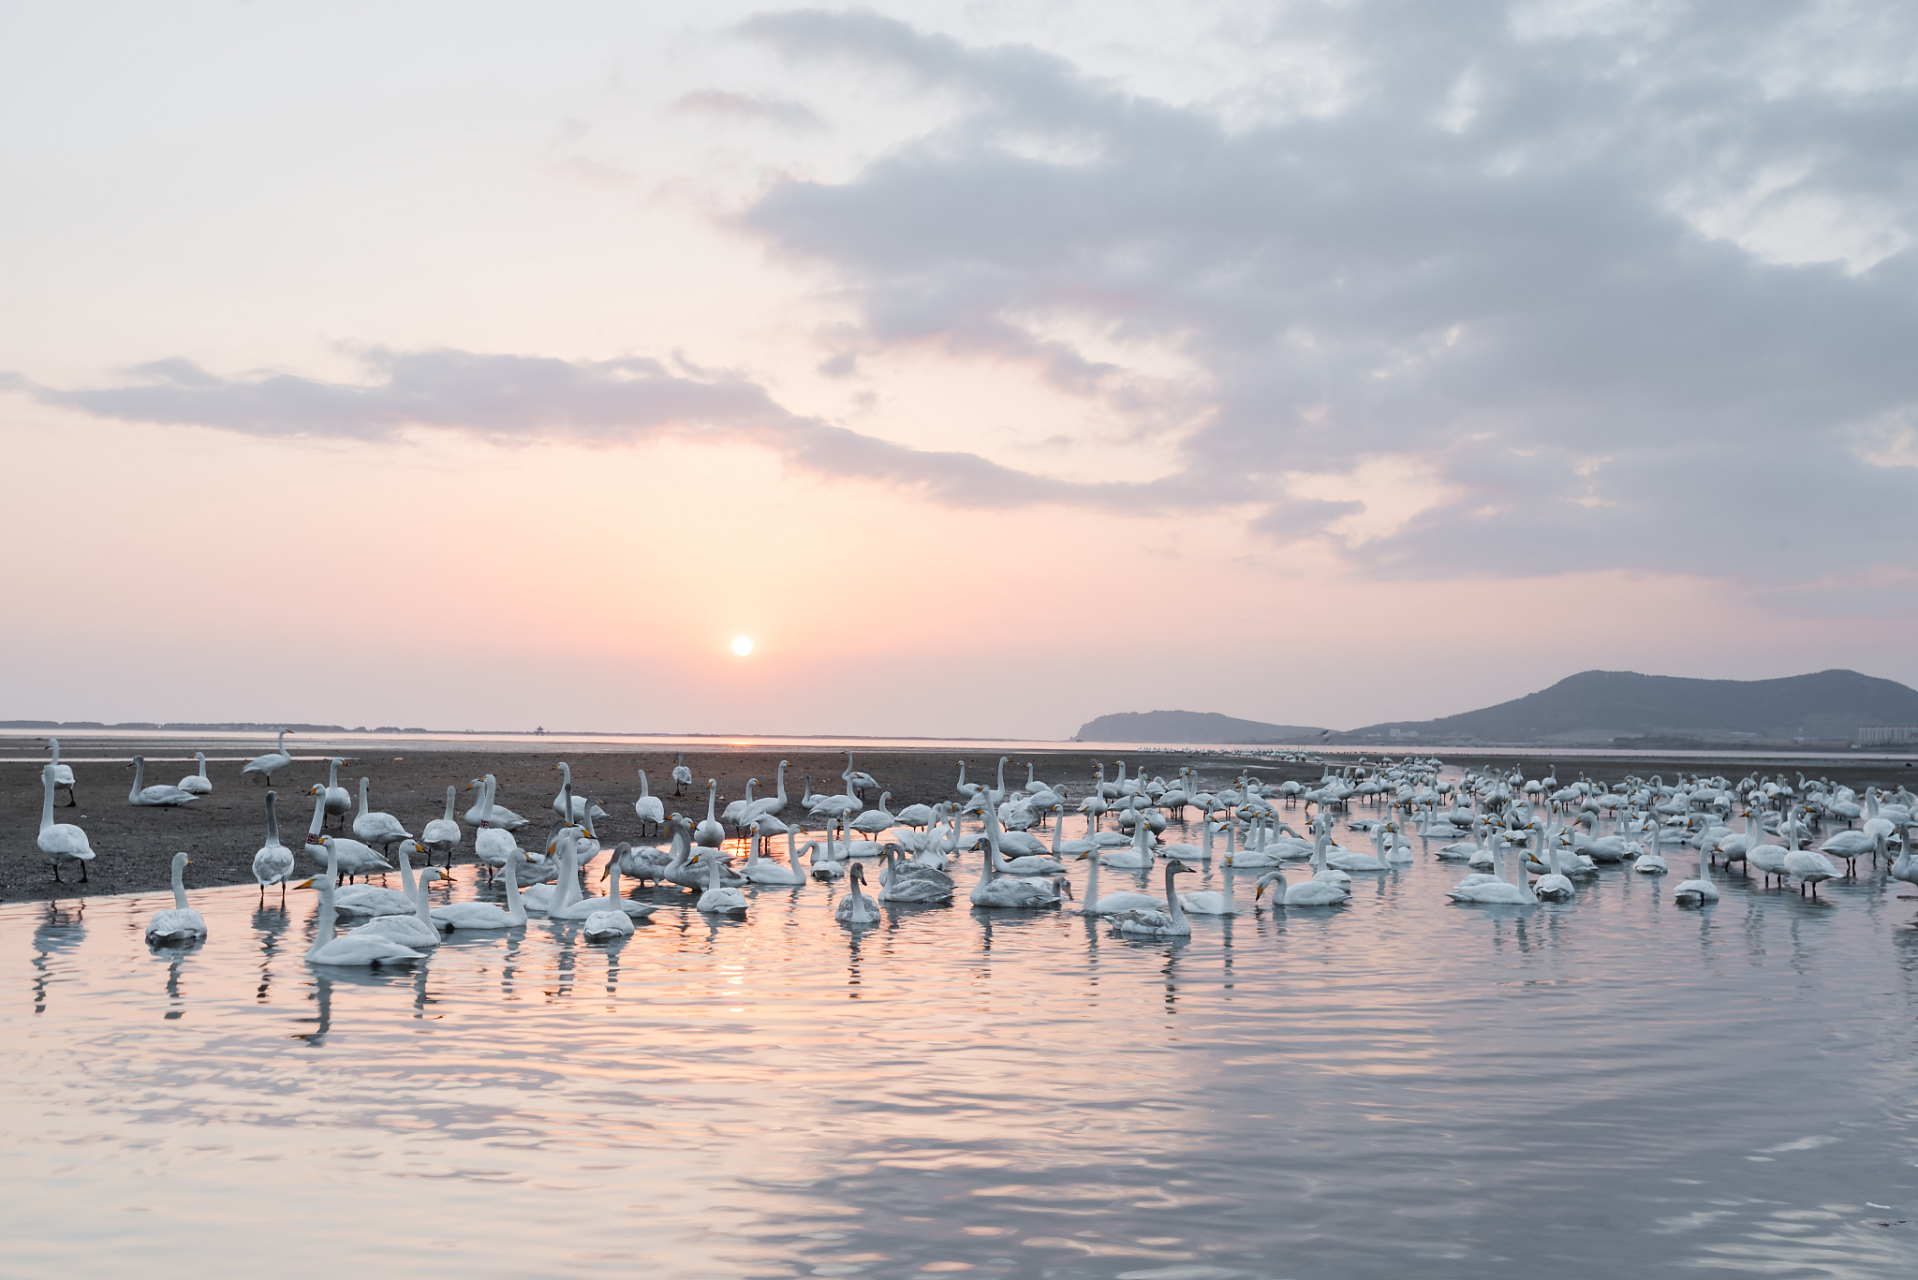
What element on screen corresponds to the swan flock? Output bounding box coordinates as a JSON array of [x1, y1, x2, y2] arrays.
[[26, 737, 1918, 968]]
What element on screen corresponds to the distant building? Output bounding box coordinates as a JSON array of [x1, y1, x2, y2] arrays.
[[1859, 725, 1918, 746]]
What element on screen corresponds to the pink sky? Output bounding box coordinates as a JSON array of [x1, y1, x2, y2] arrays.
[[4, 2, 1915, 737]]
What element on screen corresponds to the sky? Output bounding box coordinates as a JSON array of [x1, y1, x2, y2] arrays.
[[3, 0, 1916, 738]]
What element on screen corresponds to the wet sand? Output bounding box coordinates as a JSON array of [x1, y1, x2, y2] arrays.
[[6, 741, 1910, 905]]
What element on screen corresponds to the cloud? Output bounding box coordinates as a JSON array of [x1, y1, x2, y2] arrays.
[[732, 3, 1918, 585], [14, 347, 1208, 513], [671, 89, 823, 130]]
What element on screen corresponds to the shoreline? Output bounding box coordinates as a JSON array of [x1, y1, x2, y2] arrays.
[[8, 744, 1911, 908]]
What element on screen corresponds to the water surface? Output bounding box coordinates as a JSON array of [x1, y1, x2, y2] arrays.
[[5, 846, 1917, 1278]]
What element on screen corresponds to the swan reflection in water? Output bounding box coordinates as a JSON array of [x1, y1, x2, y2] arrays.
[[252, 902, 290, 1003], [30, 900, 86, 1016]]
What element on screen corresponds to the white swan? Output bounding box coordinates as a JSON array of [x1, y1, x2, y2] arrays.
[[332, 839, 427, 916], [421, 785, 461, 864], [695, 780, 728, 848], [969, 841, 1064, 909], [473, 775, 525, 877], [241, 729, 294, 785], [1783, 843, 1839, 897], [299, 870, 424, 966], [694, 849, 749, 916], [1101, 815, 1156, 868], [551, 828, 657, 919], [128, 756, 198, 807], [39, 763, 96, 883], [671, 752, 693, 795], [634, 769, 665, 835], [432, 848, 530, 929], [1177, 863, 1240, 915], [1672, 842, 1720, 905], [318, 758, 351, 830], [1533, 838, 1575, 901], [347, 845, 444, 948], [252, 789, 295, 902], [835, 861, 883, 924], [318, 834, 393, 883], [45, 738, 77, 807], [521, 826, 583, 913], [145, 853, 207, 945], [742, 824, 808, 885], [850, 791, 897, 841], [1446, 837, 1535, 905], [1254, 865, 1350, 907], [178, 752, 213, 796], [582, 855, 638, 942], [1106, 860, 1196, 938], [464, 777, 530, 830], [551, 763, 607, 823], [351, 777, 412, 850], [1075, 850, 1167, 915]]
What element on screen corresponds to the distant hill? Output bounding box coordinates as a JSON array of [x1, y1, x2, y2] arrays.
[[1340, 669, 1918, 745], [1074, 710, 1328, 744]]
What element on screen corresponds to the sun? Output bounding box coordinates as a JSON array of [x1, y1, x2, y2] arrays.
[[731, 636, 753, 657]]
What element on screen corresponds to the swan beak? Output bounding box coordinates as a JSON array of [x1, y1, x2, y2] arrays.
[[294, 879, 315, 890]]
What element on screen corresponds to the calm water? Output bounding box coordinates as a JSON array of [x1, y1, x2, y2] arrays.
[[5, 843, 1918, 1279]]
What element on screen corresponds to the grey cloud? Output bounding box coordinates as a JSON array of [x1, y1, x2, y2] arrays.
[[17, 347, 1206, 513], [735, 3, 1918, 587], [672, 89, 824, 130]]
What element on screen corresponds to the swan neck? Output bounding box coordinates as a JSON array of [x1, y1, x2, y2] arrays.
[[267, 792, 280, 843], [358, 777, 370, 815], [172, 856, 188, 910], [129, 756, 144, 800], [40, 767, 54, 831]]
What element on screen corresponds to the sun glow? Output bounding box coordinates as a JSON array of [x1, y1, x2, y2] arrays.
[[732, 636, 753, 657]]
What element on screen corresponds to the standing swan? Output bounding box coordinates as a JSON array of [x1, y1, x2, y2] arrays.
[[178, 752, 213, 796], [473, 775, 524, 879], [634, 769, 665, 835], [128, 756, 198, 807], [39, 763, 96, 883], [421, 785, 462, 865], [352, 778, 412, 851], [253, 790, 295, 903], [672, 753, 693, 795], [318, 758, 351, 831], [45, 738, 78, 807], [145, 853, 207, 945], [241, 729, 294, 786]]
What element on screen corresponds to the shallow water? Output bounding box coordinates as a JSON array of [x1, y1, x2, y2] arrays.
[[5, 839, 1918, 1279]]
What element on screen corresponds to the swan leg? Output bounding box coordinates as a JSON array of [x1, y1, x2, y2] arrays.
[[80, 860, 88, 883]]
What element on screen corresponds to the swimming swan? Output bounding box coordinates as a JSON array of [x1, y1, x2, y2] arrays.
[[1106, 860, 1196, 938], [145, 853, 208, 945], [835, 861, 883, 924]]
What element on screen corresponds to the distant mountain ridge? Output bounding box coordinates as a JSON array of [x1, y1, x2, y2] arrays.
[[1343, 669, 1918, 745], [1078, 669, 1918, 747], [1074, 710, 1328, 744]]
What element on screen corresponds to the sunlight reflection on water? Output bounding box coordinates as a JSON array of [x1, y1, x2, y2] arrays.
[[4, 837, 1918, 1278]]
